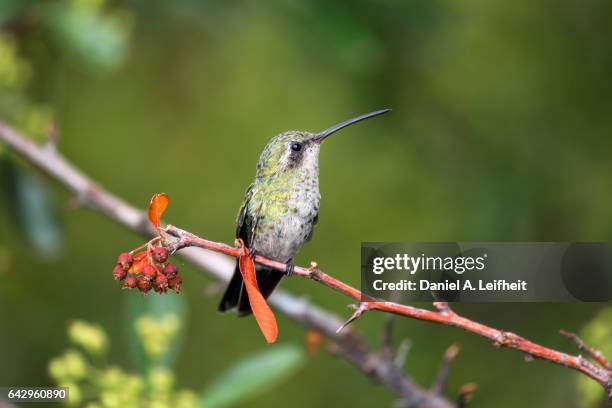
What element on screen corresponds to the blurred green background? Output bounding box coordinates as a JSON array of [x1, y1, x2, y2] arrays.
[[1, 0, 611, 407]]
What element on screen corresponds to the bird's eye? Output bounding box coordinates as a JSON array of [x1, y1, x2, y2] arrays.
[[290, 142, 303, 152]]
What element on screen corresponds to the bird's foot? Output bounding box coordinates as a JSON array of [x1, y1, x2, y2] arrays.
[[235, 239, 257, 262], [285, 260, 295, 277]]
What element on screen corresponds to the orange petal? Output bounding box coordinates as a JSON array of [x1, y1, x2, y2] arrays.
[[133, 251, 148, 261], [129, 258, 149, 275], [237, 243, 278, 344], [148, 193, 170, 229]]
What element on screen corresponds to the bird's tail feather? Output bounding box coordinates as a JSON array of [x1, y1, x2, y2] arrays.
[[218, 261, 284, 316]]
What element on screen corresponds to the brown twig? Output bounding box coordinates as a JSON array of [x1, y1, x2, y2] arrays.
[[381, 316, 396, 359], [0, 122, 453, 408], [431, 344, 461, 396], [560, 330, 612, 370], [161, 225, 612, 396]]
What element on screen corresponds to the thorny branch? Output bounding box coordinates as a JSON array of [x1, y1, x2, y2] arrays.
[[162, 225, 612, 397], [560, 330, 612, 370], [1, 121, 611, 405]]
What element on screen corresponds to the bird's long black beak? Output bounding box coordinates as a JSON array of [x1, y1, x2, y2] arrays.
[[315, 108, 391, 142]]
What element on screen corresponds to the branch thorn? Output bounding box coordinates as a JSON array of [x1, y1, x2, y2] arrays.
[[431, 343, 461, 395], [560, 329, 612, 370], [337, 302, 370, 333], [433, 301, 454, 315], [394, 339, 412, 369]]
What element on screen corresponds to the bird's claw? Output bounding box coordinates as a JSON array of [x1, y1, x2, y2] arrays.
[[235, 239, 257, 260], [285, 260, 295, 277]]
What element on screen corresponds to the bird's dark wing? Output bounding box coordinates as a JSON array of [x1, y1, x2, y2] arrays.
[[305, 213, 319, 242], [218, 185, 255, 313], [235, 184, 255, 245]]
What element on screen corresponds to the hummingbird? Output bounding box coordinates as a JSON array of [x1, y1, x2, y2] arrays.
[[218, 109, 391, 316]]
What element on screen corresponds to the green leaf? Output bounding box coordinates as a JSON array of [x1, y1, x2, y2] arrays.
[[0, 157, 63, 258], [200, 345, 306, 408], [123, 292, 187, 374]]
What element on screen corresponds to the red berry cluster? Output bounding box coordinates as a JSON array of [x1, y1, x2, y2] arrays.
[[112, 245, 182, 296]]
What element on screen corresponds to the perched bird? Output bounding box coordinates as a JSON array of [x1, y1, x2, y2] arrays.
[[218, 109, 391, 315]]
